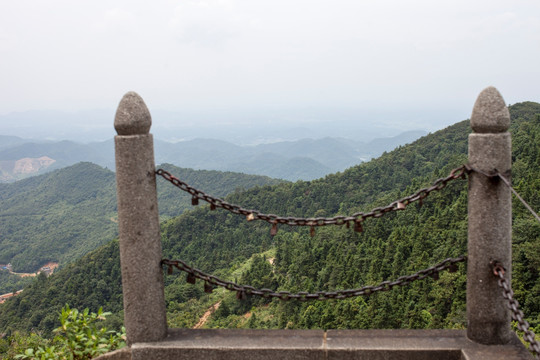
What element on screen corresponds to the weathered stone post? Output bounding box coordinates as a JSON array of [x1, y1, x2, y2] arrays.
[[467, 86, 512, 344], [114, 92, 167, 344]]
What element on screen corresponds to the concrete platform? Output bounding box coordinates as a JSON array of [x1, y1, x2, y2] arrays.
[[96, 329, 533, 360]]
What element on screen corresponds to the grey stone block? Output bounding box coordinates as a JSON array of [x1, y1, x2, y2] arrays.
[[327, 329, 463, 360], [125, 329, 533, 360], [132, 329, 325, 360]]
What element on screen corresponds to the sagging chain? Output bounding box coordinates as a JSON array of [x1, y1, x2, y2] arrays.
[[492, 261, 540, 359], [156, 165, 469, 236], [162, 255, 466, 301]]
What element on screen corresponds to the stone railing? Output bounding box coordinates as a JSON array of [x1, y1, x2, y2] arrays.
[[101, 87, 533, 359]]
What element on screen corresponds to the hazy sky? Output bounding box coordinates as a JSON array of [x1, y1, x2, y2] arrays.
[[1, 0, 539, 136]]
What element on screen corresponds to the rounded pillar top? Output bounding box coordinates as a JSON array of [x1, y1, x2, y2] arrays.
[[114, 92, 152, 135], [470, 86, 510, 133]]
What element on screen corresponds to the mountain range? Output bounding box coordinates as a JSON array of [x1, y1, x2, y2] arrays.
[[0, 131, 426, 182]]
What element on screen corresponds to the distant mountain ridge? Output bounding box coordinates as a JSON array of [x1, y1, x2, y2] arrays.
[[0, 131, 426, 182], [0, 135, 36, 151]]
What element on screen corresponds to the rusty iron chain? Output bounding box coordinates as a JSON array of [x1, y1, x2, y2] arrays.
[[162, 255, 466, 301], [157, 164, 539, 355], [492, 261, 540, 359], [156, 165, 469, 235]]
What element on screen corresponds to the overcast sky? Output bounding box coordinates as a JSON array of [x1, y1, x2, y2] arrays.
[[1, 0, 539, 137]]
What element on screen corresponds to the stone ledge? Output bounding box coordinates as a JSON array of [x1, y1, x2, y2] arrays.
[[325, 329, 531, 360], [135, 329, 533, 360], [97, 329, 533, 360], [132, 329, 324, 360]]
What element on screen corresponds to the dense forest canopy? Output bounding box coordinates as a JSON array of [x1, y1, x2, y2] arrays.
[[0, 102, 538, 340]]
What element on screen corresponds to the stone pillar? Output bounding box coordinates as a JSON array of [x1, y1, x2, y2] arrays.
[[114, 92, 167, 344], [467, 87, 512, 344]]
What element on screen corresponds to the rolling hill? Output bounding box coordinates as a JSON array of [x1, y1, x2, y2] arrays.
[[0, 162, 283, 273], [0, 131, 426, 182]]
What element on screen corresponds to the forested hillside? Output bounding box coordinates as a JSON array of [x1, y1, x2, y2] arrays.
[[0, 102, 538, 338], [169, 102, 539, 331], [0, 163, 282, 273], [0, 163, 117, 273]]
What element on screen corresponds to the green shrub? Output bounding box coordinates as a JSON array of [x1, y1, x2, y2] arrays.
[[14, 305, 125, 360]]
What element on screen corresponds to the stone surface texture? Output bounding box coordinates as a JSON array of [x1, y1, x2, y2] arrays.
[[114, 92, 152, 135], [114, 93, 167, 344], [470, 86, 510, 133], [111, 329, 531, 360], [467, 87, 512, 344]]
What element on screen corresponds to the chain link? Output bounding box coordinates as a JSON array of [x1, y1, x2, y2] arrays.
[[492, 261, 540, 359], [156, 165, 469, 234], [162, 256, 466, 302]]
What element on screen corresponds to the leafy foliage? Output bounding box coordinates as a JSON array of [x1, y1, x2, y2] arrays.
[[12, 305, 125, 360], [0, 332, 51, 360]]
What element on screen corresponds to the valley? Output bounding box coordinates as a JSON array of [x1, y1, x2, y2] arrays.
[[1, 262, 59, 278], [0, 101, 538, 350], [0, 263, 59, 304]]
